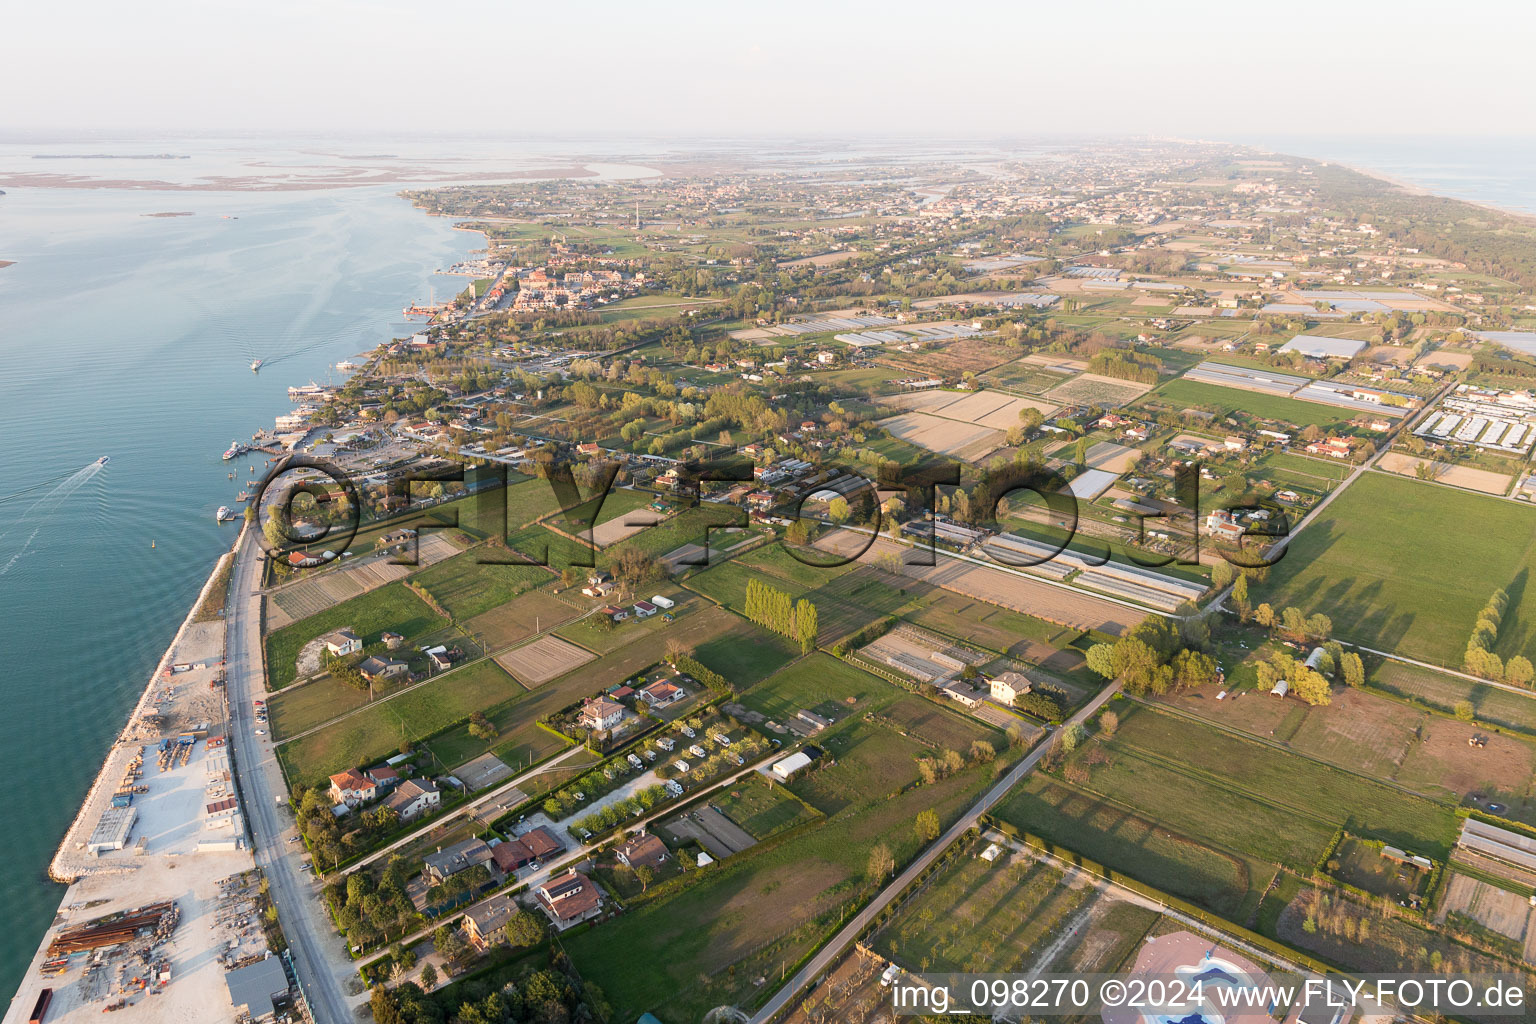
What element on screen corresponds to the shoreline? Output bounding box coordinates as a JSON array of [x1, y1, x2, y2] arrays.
[[46, 533, 241, 882], [1255, 144, 1536, 226]]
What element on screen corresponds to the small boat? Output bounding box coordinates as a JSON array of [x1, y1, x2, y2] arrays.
[[216, 506, 235, 522], [250, 358, 263, 372], [95, 455, 110, 466]]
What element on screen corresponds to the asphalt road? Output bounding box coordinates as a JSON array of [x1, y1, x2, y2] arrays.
[[747, 680, 1124, 1024], [226, 529, 359, 1024]]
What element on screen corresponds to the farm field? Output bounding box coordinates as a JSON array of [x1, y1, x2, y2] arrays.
[[1258, 473, 1536, 665], [264, 582, 447, 689], [877, 695, 1007, 753], [878, 411, 1000, 458], [1105, 704, 1460, 857], [690, 622, 801, 687], [994, 776, 1268, 921], [276, 659, 523, 784], [495, 634, 596, 687], [465, 589, 580, 650], [1140, 377, 1353, 429], [408, 548, 551, 620], [902, 589, 1080, 658], [1368, 657, 1536, 735], [874, 846, 1090, 973], [1044, 372, 1153, 407]]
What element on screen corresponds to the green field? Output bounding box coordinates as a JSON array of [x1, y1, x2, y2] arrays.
[[735, 653, 897, 724], [1259, 472, 1536, 665], [1141, 377, 1353, 429], [264, 583, 447, 689], [267, 675, 374, 739], [996, 701, 1461, 920], [690, 623, 801, 686], [710, 777, 821, 840], [1369, 657, 1536, 734], [409, 548, 551, 620], [276, 659, 523, 783]]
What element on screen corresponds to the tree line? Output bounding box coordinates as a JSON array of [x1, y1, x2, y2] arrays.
[[744, 578, 818, 653]]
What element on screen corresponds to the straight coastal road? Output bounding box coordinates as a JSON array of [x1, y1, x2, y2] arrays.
[[226, 529, 361, 1023], [747, 680, 1124, 1024]]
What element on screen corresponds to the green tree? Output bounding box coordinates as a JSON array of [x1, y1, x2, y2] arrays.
[[1454, 700, 1475, 722], [1085, 642, 1117, 680], [1232, 575, 1250, 619], [1254, 603, 1276, 629], [828, 496, 850, 524], [1059, 722, 1087, 753], [1507, 655, 1535, 688], [1340, 651, 1365, 688], [914, 809, 940, 842], [419, 963, 438, 990]]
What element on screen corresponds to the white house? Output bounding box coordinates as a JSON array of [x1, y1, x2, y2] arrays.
[[322, 629, 362, 658], [771, 751, 813, 780]]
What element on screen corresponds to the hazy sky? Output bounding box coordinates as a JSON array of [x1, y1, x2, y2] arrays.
[[8, 0, 1533, 138]]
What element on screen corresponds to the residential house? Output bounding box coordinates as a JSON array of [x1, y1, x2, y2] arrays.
[[535, 871, 604, 928], [422, 837, 494, 886], [463, 892, 522, 951], [492, 826, 564, 874], [322, 629, 362, 658], [365, 766, 400, 789], [358, 656, 409, 684], [1305, 438, 1352, 459], [615, 832, 668, 871], [638, 681, 684, 707], [383, 778, 441, 822], [578, 698, 626, 732], [327, 769, 377, 809], [632, 600, 658, 619], [601, 605, 629, 622]]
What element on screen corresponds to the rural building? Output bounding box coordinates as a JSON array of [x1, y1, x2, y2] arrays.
[[939, 680, 987, 708], [322, 629, 362, 657], [771, 750, 814, 780], [383, 778, 441, 821], [328, 769, 377, 809], [1270, 679, 1291, 698], [423, 837, 494, 886], [615, 832, 669, 871], [536, 871, 604, 928], [796, 709, 831, 732], [600, 604, 629, 622], [633, 600, 658, 618], [1278, 334, 1367, 360], [988, 670, 1032, 707], [650, 594, 676, 610]]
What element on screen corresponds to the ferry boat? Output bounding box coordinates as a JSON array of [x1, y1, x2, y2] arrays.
[[216, 506, 235, 522], [250, 358, 263, 372], [222, 441, 246, 461], [95, 455, 110, 466], [335, 359, 363, 371]]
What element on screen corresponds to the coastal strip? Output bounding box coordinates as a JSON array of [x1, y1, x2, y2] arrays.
[[47, 529, 241, 882]]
